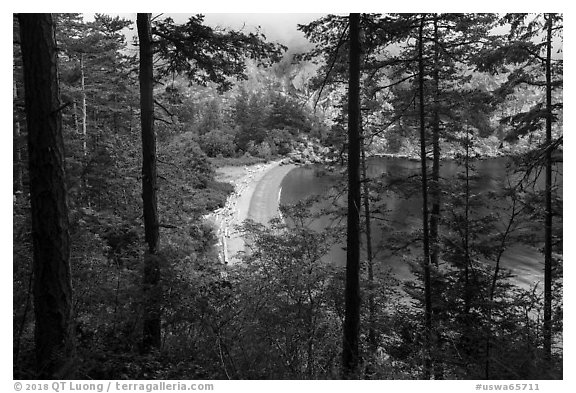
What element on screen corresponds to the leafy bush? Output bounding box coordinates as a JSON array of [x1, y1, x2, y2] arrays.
[[267, 128, 294, 156], [199, 128, 236, 157]]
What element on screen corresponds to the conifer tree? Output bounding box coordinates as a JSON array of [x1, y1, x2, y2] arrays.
[[476, 13, 563, 366], [18, 13, 75, 378], [342, 12, 361, 378], [137, 12, 162, 351], [135, 12, 286, 352], [416, 14, 433, 379]]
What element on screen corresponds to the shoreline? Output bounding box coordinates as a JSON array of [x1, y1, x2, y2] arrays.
[[206, 160, 296, 263]]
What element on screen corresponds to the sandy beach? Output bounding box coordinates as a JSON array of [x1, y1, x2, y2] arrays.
[[206, 160, 297, 263]]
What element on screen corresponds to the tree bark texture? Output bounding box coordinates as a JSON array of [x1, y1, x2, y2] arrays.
[[13, 14, 24, 193], [418, 14, 433, 379], [80, 54, 87, 157], [18, 13, 75, 379], [543, 12, 553, 363], [14, 77, 23, 192], [430, 17, 444, 380], [362, 141, 377, 361], [137, 12, 162, 351], [430, 16, 441, 269], [342, 12, 362, 379], [137, 13, 159, 255]]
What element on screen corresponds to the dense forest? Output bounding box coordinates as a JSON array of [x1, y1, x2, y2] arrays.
[[13, 13, 562, 380]]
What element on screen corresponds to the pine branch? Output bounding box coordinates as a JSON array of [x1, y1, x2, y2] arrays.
[[510, 136, 563, 191], [367, 92, 418, 144], [521, 45, 548, 63], [49, 101, 73, 116], [157, 157, 180, 170], [513, 78, 563, 89], [154, 116, 172, 125], [312, 21, 350, 111], [372, 73, 419, 92], [154, 99, 174, 118], [363, 56, 419, 70]]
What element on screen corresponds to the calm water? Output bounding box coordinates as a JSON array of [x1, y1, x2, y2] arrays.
[[279, 156, 563, 288]]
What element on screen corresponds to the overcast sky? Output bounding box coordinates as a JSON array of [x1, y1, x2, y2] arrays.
[[106, 13, 326, 49], [204, 13, 326, 45]]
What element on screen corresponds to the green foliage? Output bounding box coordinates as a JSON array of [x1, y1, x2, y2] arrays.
[[153, 15, 286, 92], [199, 128, 237, 157], [256, 141, 273, 159], [477, 14, 563, 146], [233, 90, 268, 151], [266, 92, 311, 134], [148, 52, 318, 161], [56, 13, 138, 134], [384, 126, 410, 153], [158, 131, 234, 217], [268, 128, 294, 156], [195, 99, 225, 136], [232, 204, 343, 378], [228, 86, 314, 156]]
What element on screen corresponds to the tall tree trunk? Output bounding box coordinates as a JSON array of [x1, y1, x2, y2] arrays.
[[306, 303, 315, 378], [137, 12, 161, 351], [13, 77, 23, 193], [80, 53, 87, 158], [18, 13, 75, 379], [79, 54, 92, 208], [342, 12, 362, 379], [459, 119, 473, 376], [430, 16, 441, 270], [72, 102, 79, 135], [430, 17, 443, 380], [464, 123, 471, 315], [14, 115, 23, 192], [543, 12, 554, 364], [418, 14, 433, 379], [361, 139, 377, 365]]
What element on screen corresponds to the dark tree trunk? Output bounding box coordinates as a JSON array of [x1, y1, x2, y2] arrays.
[[464, 124, 471, 315], [80, 53, 87, 158], [418, 14, 433, 380], [13, 15, 24, 194], [342, 12, 362, 379], [430, 17, 444, 380], [18, 13, 75, 379], [13, 78, 23, 193], [137, 12, 161, 351], [543, 12, 553, 363], [362, 140, 377, 364], [79, 54, 92, 208], [430, 16, 441, 271]]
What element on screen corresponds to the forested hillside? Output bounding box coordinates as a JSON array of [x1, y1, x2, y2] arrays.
[[13, 13, 562, 380]]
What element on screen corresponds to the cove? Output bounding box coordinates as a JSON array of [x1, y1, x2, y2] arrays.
[[279, 156, 562, 289]]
